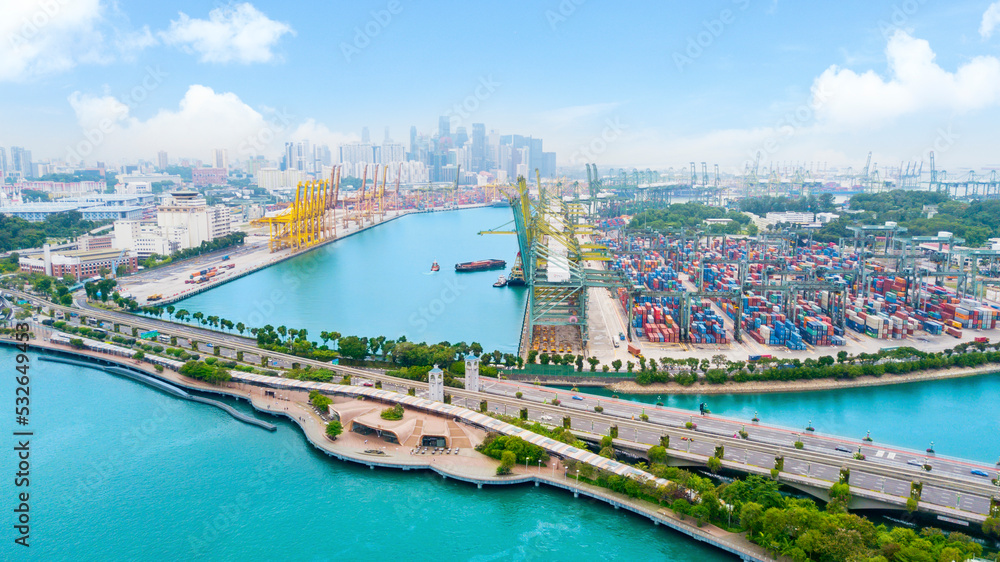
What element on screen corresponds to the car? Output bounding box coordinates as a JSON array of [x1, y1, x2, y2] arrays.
[[835, 446, 851, 453], [362, 381, 374, 387], [907, 459, 923, 467], [971, 469, 989, 477], [619, 332, 625, 341], [571, 395, 584, 401]]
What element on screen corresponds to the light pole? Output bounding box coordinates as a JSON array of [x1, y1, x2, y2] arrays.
[[538, 459, 542, 473]]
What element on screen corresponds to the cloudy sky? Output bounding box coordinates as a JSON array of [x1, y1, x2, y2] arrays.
[[3, 0, 1000, 175]]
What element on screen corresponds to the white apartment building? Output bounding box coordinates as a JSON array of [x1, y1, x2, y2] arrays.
[[113, 191, 232, 257], [256, 168, 307, 190]]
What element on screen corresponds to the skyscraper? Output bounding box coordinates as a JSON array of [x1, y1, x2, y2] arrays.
[[10, 147, 31, 178], [282, 142, 294, 171], [361, 127, 370, 144], [409, 126, 417, 155], [471, 123, 486, 170], [213, 148, 229, 170], [0, 147, 7, 176], [157, 151, 168, 170], [384, 126, 391, 143], [454, 127, 468, 149], [438, 116, 450, 140]]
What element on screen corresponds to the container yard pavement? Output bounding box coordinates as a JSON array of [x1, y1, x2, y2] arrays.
[[585, 265, 1000, 366]]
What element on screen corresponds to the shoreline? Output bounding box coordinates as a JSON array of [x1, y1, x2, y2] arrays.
[[606, 364, 1000, 395], [10, 337, 775, 561]]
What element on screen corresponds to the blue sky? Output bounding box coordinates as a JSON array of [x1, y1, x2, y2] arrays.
[[4, 0, 1000, 174]]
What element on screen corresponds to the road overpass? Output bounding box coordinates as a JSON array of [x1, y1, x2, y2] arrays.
[[14, 290, 1000, 527]]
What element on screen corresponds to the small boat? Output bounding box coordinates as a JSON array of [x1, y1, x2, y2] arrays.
[[493, 275, 507, 288], [431, 261, 440, 272]]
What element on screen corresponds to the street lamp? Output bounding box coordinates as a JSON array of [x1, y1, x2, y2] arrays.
[[538, 459, 542, 473]]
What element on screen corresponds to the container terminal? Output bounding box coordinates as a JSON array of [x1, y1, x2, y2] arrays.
[[489, 166, 1000, 366]]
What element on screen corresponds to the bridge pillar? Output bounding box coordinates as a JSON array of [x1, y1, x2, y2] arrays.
[[477, 483, 482, 489]]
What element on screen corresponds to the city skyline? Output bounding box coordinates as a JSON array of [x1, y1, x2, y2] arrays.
[[4, 1, 1000, 173]]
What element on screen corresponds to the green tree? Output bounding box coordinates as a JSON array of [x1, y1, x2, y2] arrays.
[[611, 359, 622, 372], [325, 420, 343, 439], [338, 335, 369, 360]]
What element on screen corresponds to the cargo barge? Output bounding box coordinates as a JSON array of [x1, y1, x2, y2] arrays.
[[455, 259, 506, 272]]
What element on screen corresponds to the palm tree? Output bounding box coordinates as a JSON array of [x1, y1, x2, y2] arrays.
[[175, 309, 189, 322], [192, 311, 204, 324], [277, 325, 287, 339], [166, 305, 175, 319], [235, 322, 245, 335]]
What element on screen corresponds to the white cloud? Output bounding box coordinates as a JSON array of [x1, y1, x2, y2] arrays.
[[160, 3, 294, 64], [811, 31, 1000, 129], [981, 1, 1000, 39], [116, 26, 158, 60], [0, 0, 107, 82], [289, 118, 359, 148], [64, 84, 353, 165]]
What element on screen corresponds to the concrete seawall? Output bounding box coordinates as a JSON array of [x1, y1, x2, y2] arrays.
[[32, 352, 276, 431], [15, 339, 773, 561]]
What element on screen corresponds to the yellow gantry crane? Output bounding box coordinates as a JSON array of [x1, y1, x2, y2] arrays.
[[251, 177, 336, 252]]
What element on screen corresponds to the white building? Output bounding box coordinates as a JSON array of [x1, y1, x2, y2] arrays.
[[113, 191, 234, 256], [208, 205, 232, 240], [464, 355, 480, 393], [256, 168, 307, 191], [765, 211, 815, 225], [112, 220, 177, 258], [116, 180, 152, 194], [427, 366, 444, 402]]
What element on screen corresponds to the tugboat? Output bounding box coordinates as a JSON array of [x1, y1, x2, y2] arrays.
[[431, 261, 440, 272], [493, 275, 507, 288]]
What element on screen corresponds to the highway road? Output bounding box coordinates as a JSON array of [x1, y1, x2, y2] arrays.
[[14, 289, 1000, 521]]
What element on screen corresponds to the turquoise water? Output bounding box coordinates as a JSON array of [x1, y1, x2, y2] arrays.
[[560, 375, 1000, 463], [2, 348, 732, 561], [175, 207, 527, 353]]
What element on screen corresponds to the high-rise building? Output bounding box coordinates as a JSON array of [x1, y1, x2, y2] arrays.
[[409, 126, 417, 156], [454, 127, 468, 149], [10, 147, 31, 177], [282, 142, 294, 171], [0, 147, 7, 176], [438, 116, 450, 140], [361, 127, 370, 144], [157, 151, 168, 170], [384, 126, 391, 143], [212, 149, 229, 170], [471, 123, 486, 170]]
